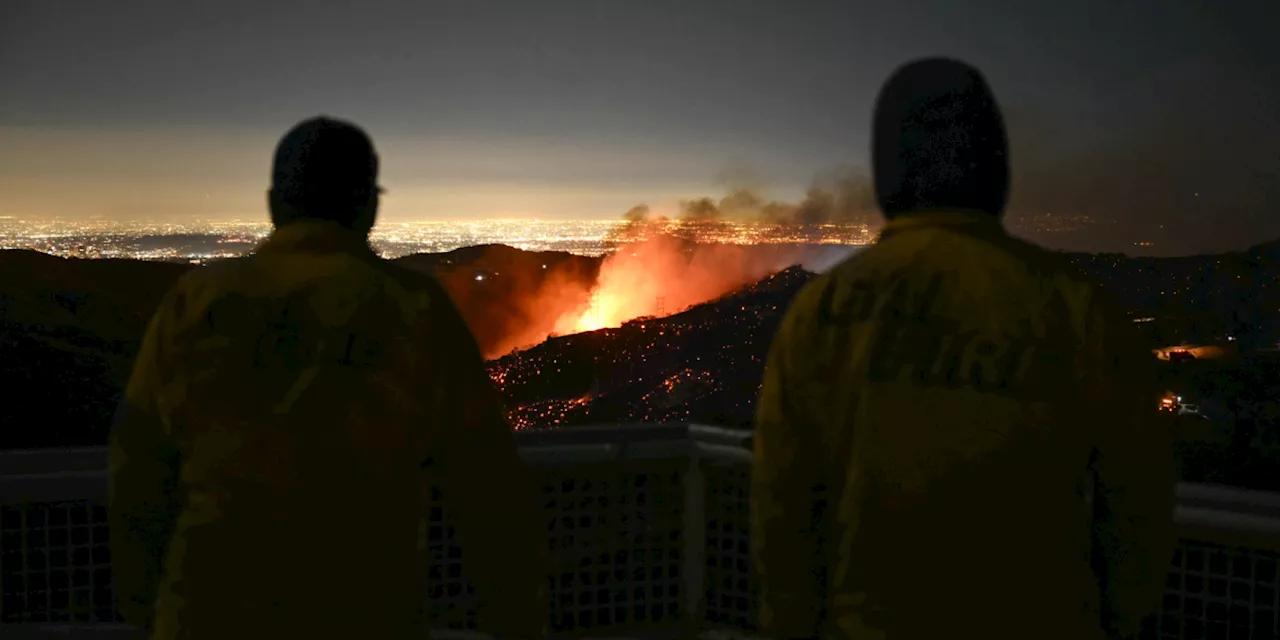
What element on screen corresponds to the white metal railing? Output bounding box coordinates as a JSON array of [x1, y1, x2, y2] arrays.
[[1, 424, 1278, 639]]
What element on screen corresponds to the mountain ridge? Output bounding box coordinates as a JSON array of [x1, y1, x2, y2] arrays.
[[3, 237, 1278, 452]]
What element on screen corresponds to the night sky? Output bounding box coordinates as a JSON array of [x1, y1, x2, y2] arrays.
[[2, 0, 1277, 255]]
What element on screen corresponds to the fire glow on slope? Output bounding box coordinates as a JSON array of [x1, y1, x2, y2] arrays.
[[549, 234, 847, 335]]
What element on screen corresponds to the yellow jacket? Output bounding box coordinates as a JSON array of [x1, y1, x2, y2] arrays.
[[752, 210, 1176, 639], [109, 220, 547, 639]]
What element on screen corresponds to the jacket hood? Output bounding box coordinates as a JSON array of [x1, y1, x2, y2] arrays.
[[872, 57, 1010, 219]]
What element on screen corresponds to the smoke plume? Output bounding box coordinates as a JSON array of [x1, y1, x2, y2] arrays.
[[666, 165, 878, 229], [469, 168, 883, 357], [529, 170, 878, 346]]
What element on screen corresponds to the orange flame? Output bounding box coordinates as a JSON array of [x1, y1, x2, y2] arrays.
[[552, 234, 797, 335]]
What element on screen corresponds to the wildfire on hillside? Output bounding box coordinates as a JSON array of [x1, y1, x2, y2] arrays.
[[549, 233, 799, 335], [468, 233, 861, 358], [542, 169, 875, 335], [473, 171, 875, 357]]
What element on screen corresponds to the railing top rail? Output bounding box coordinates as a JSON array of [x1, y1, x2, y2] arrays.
[[514, 422, 697, 447], [0, 424, 753, 476], [1177, 482, 1280, 509], [0, 446, 110, 476], [4, 423, 1280, 540], [686, 424, 753, 447]]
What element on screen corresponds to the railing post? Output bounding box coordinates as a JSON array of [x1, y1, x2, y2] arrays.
[[682, 445, 707, 632]]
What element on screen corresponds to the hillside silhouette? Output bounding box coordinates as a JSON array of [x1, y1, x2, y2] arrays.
[[396, 244, 601, 356], [4, 239, 1280, 492], [1066, 237, 1280, 348], [489, 265, 812, 430], [0, 245, 597, 449]]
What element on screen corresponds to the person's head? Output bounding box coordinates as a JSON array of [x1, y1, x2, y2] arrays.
[[268, 116, 383, 233], [872, 57, 1009, 219]]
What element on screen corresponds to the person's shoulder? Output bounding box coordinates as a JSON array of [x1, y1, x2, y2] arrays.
[[781, 250, 880, 334], [169, 254, 262, 289], [1020, 247, 1139, 354], [362, 258, 473, 331], [820, 241, 882, 284], [967, 228, 1079, 280], [812, 240, 903, 296], [127, 258, 256, 342], [364, 258, 451, 298], [975, 230, 1110, 306], [179, 255, 278, 301], [788, 271, 837, 319], [154, 257, 249, 313], [1022, 245, 1122, 318]]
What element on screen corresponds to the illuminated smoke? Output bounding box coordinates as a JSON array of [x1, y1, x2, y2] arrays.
[[623, 204, 651, 224], [469, 169, 874, 357], [552, 234, 775, 334], [671, 166, 878, 228], [545, 170, 875, 337], [544, 234, 860, 338]]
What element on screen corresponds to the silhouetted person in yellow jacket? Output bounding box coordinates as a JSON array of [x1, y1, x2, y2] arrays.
[[752, 58, 1176, 639], [109, 116, 548, 639]]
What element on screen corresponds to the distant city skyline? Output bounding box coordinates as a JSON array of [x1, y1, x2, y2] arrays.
[[0, 212, 1114, 264], [2, 0, 1277, 255]]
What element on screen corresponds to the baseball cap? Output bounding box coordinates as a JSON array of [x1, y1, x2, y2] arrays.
[[271, 116, 384, 208]]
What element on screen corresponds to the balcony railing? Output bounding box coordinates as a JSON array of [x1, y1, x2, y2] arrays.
[[1, 423, 1278, 639]]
